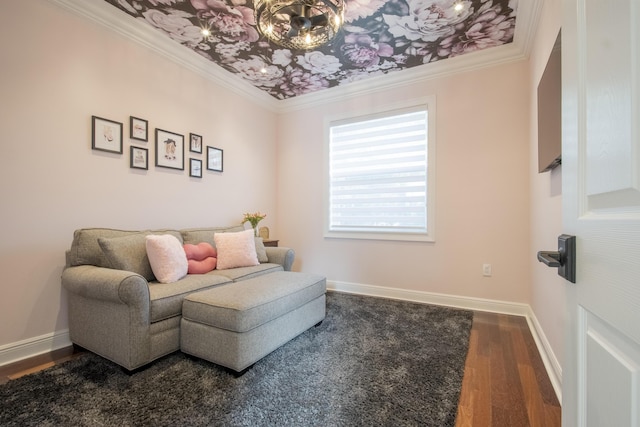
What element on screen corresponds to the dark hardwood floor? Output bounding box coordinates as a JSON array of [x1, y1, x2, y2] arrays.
[[0, 346, 83, 385], [455, 311, 561, 427], [1, 311, 561, 426]]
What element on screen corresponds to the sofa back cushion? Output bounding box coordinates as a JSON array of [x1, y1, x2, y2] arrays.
[[68, 228, 182, 273], [180, 225, 244, 246]]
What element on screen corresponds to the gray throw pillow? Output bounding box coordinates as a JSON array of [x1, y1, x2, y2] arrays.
[[254, 237, 268, 263], [98, 234, 155, 280]]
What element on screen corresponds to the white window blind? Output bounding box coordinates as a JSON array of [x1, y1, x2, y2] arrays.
[[328, 109, 429, 236]]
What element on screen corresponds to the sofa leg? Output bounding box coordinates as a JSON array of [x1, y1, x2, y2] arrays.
[[121, 363, 151, 376], [314, 320, 323, 327], [72, 343, 87, 353], [230, 364, 254, 378]]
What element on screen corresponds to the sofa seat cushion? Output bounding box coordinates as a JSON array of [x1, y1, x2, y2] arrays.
[[182, 271, 326, 333], [208, 263, 283, 281], [149, 274, 232, 322]]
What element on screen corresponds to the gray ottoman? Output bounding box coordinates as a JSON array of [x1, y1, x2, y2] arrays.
[[180, 271, 326, 373]]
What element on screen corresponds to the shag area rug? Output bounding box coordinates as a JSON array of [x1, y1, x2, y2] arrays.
[[0, 292, 473, 427]]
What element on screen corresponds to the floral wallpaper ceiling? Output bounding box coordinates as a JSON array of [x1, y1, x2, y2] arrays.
[[104, 0, 518, 100]]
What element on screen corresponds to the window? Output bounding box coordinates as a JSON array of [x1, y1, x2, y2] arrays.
[[325, 100, 436, 242]]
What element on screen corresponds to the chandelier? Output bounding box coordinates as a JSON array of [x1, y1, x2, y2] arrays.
[[254, 0, 345, 51]]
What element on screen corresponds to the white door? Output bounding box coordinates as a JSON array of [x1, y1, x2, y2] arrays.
[[562, 0, 640, 426]]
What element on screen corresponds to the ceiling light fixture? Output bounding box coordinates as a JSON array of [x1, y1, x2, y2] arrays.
[[254, 0, 345, 51], [200, 25, 215, 43]]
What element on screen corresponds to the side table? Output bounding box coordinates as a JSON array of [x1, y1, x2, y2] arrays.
[[263, 239, 279, 247]]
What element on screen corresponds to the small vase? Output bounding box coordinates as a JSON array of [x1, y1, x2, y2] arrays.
[[254, 226, 259, 237]]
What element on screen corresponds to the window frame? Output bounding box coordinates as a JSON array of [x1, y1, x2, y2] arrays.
[[323, 97, 437, 242]]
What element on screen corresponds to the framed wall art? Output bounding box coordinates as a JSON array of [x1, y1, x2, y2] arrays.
[[155, 128, 184, 170], [92, 116, 123, 154], [190, 158, 202, 178], [207, 146, 223, 172], [130, 146, 148, 170], [189, 133, 203, 153], [130, 116, 148, 141]]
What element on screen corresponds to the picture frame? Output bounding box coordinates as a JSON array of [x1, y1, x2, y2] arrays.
[[190, 158, 202, 178], [91, 116, 123, 154], [155, 128, 184, 170], [130, 146, 148, 170], [207, 146, 223, 172], [189, 133, 203, 153], [130, 116, 148, 141]]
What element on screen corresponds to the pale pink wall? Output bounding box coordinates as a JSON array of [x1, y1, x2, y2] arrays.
[[0, 0, 277, 347], [276, 62, 531, 303], [527, 0, 565, 370]]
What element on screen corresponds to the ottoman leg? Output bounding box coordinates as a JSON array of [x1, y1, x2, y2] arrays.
[[231, 363, 254, 378]]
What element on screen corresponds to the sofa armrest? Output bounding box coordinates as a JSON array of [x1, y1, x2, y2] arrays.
[[265, 247, 295, 271], [62, 265, 150, 308]]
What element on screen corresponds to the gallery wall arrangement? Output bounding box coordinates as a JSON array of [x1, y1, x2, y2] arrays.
[[90, 114, 224, 177]]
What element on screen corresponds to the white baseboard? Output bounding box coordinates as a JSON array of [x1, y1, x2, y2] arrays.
[[525, 306, 563, 404], [327, 279, 562, 404], [0, 330, 72, 367], [328, 280, 531, 315]]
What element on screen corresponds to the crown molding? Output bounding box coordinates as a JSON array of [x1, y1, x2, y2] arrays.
[[48, 0, 542, 115], [48, 0, 280, 112], [277, 41, 527, 113]]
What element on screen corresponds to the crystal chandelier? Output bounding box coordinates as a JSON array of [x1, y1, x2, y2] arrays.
[[254, 0, 345, 51]]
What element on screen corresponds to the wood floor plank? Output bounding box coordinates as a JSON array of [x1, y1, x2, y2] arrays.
[[522, 325, 560, 407], [544, 402, 562, 426], [519, 364, 546, 427], [0, 346, 78, 384], [455, 328, 477, 426], [472, 353, 493, 425], [510, 323, 543, 425], [500, 317, 531, 426], [465, 317, 493, 426]]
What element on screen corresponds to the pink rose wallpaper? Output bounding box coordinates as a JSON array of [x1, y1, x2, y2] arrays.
[[105, 0, 517, 99]]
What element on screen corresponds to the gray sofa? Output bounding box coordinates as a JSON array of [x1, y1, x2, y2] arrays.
[[62, 225, 324, 371]]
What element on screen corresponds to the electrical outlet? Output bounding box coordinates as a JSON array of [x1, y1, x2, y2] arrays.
[[483, 264, 492, 277]]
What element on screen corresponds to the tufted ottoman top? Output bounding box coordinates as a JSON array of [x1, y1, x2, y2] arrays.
[[182, 271, 326, 333]]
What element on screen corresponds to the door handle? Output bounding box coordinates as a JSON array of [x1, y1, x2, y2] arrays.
[[537, 234, 576, 283], [537, 251, 561, 267]]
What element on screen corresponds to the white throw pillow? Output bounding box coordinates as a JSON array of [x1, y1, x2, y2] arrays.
[[145, 234, 188, 283], [214, 229, 259, 270]]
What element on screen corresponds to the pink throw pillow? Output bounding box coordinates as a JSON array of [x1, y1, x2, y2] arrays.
[[184, 242, 218, 274], [214, 229, 259, 270], [188, 257, 217, 274], [183, 242, 217, 261]]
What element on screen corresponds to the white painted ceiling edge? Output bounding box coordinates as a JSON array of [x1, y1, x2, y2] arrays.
[[48, 0, 542, 114]]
